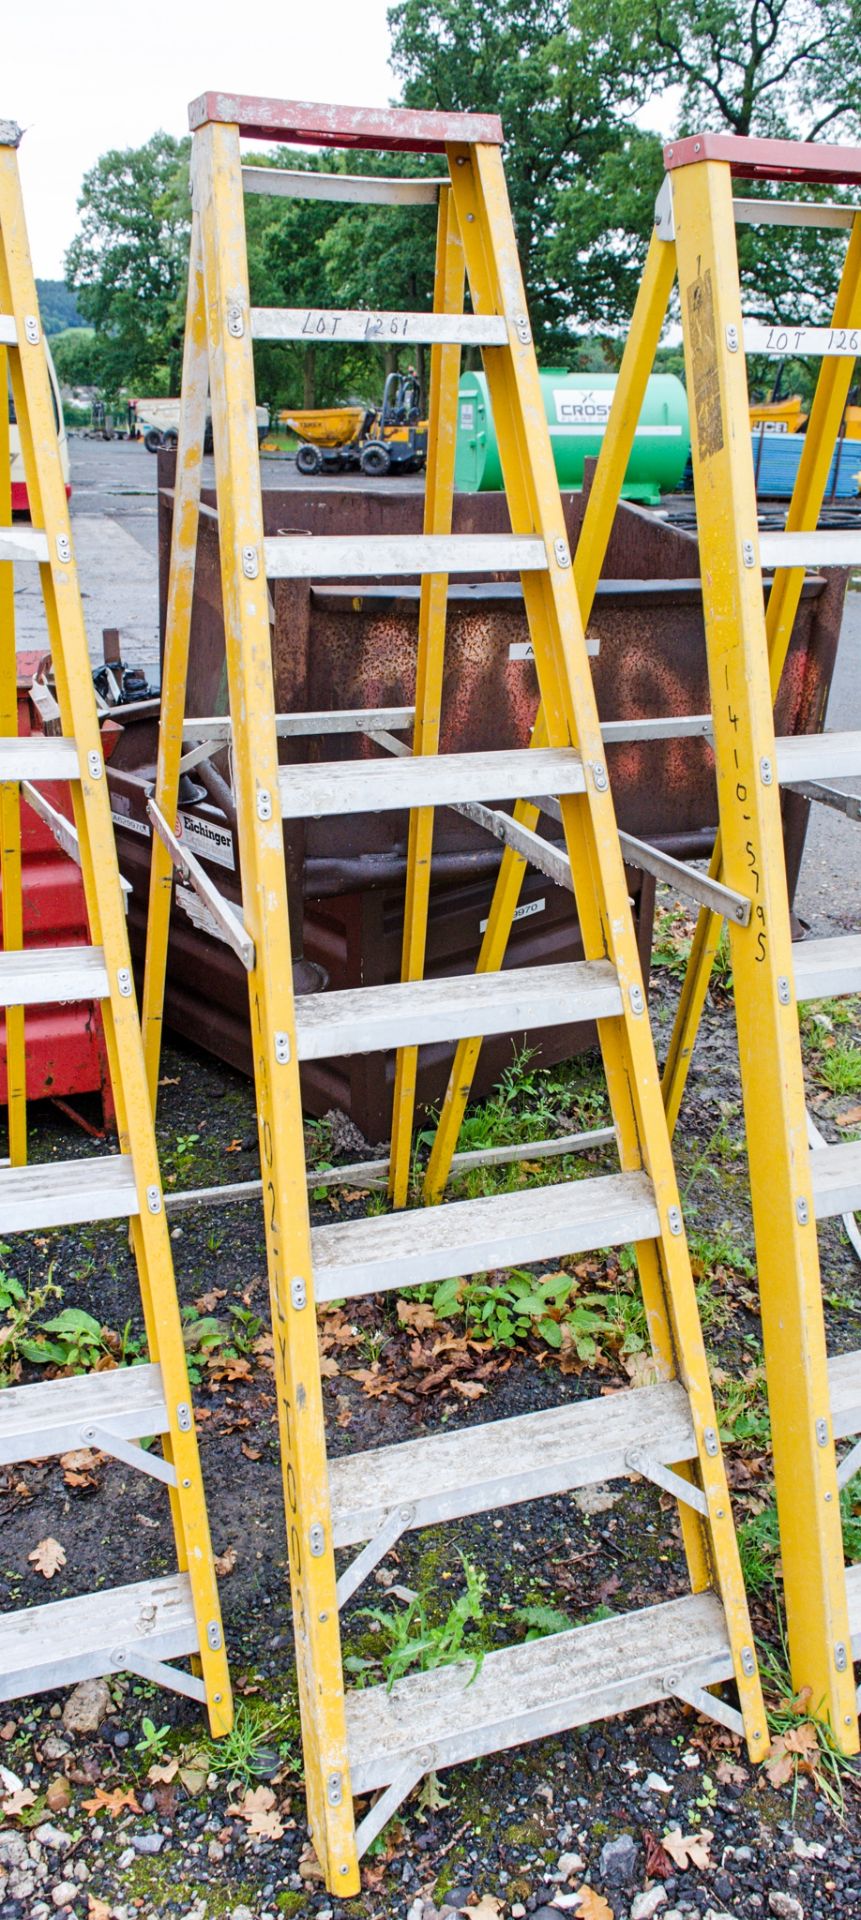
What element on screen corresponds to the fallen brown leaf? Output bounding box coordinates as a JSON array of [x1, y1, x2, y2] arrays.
[[715, 1757, 748, 1787], [643, 1829, 673, 1879], [1, 1788, 36, 1818], [87, 1897, 114, 1920], [451, 1379, 488, 1400], [572, 1888, 614, 1920], [83, 1786, 142, 1819], [28, 1536, 66, 1579], [660, 1827, 713, 1870], [241, 1442, 262, 1460], [396, 1299, 438, 1332], [228, 1784, 284, 1840], [319, 1354, 340, 1379], [214, 1545, 237, 1577]]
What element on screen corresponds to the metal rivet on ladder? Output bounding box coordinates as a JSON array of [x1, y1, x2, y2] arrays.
[[760, 756, 773, 785], [741, 1645, 756, 1676], [725, 324, 739, 353], [667, 1205, 683, 1236], [742, 540, 756, 568], [816, 1418, 829, 1447], [227, 303, 244, 337], [117, 968, 133, 997], [553, 536, 571, 568], [326, 1772, 343, 1807], [309, 1523, 325, 1557], [207, 1620, 223, 1650], [777, 976, 791, 1005], [56, 533, 71, 564], [796, 1196, 810, 1225], [291, 1276, 307, 1310], [513, 312, 531, 343], [703, 1426, 719, 1456], [24, 314, 40, 344], [146, 1185, 162, 1214], [176, 1402, 192, 1432], [241, 545, 259, 579], [629, 983, 645, 1016], [835, 1641, 848, 1672], [256, 788, 272, 821], [591, 762, 609, 792], [87, 750, 103, 780], [274, 1032, 291, 1064]]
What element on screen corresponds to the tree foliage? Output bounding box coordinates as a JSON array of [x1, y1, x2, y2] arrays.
[[65, 133, 190, 396], [34, 281, 82, 336]]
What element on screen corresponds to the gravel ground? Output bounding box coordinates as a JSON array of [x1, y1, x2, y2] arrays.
[[1, 445, 860, 1919]]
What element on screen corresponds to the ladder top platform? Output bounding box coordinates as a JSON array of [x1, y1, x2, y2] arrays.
[[665, 131, 861, 186], [188, 93, 504, 153]]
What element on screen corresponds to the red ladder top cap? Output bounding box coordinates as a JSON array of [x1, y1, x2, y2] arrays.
[[664, 131, 861, 186], [188, 92, 504, 152]]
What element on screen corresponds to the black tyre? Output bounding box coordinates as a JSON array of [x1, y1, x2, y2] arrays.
[[360, 441, 391, 477], [144, 428, 163, 452], [296, 443, 323, 475], [162, 429, 179, 450]]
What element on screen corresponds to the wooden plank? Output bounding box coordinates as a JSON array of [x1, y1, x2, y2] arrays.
[[263, 533, 548, 580], [251, 308, 507, 346], [295, 958, 622, 1060], [329, 1380, 695, 1545], [346, 1590, 732, 1794], [279, 744, 585, 819], [311, 1169, 658, 1300]]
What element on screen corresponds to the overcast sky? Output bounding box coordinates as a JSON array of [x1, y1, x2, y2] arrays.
[[8, 0, 396, 279]]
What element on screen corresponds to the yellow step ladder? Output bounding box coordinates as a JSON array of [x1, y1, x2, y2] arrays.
[[141, 91, 767, 1894], [0, 121, 231, 1733], [452, 128, 861, 1751]]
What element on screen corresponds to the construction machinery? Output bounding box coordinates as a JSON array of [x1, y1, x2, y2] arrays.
[[285, 370, 428, 475]]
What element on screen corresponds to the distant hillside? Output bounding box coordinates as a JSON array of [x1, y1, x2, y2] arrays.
[[35, 280, 83, 335]]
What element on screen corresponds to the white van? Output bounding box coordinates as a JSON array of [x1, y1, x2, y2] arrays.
[[7, 341, 70, 510]]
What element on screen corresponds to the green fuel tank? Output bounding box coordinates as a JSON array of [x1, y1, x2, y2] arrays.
[[454, 370, 690, 504]]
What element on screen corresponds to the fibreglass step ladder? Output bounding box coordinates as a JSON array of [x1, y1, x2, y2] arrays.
[[140, 91, 767, 1895], [0, 122, 231, 1731], [452, 129, 861, 1751]]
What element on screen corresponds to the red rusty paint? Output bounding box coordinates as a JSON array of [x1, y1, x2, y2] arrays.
[[187, 93, 504, 152], [664, 132, 861, 185], [0, 656, 113, 1123]]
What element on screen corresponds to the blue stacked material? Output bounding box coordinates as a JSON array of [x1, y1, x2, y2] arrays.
[[752, 429, 861, 499]]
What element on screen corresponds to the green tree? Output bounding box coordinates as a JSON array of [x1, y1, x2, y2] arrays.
[[34, 280, 82, 335], [64, 133, 190, 398], [49, 327, 100, 388]]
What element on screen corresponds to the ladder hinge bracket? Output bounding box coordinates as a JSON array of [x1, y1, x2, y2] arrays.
[[290, 1276, 307, 1310], [667, 1205, 683, 1236], [335, 1504, 415, 1610], [553, 536, 571, 568], [742, 540, 756, 568], [227, 303, 245, 337], [777, 975, 791, 1005], [703, 1425, 719, 1456], [760, 756, 773, 785], [327, 1772, 343, 1807], [87, 750, 103, 780], [513, 312, 531, 343], [629, 983, 645, 1016], [725, 324, 739, 353], [117, 968, 133, 997], [256, 788, 272, 821], [146, 1185, 163, 1213], [274, 1031, 291, 1064], [666, 1674, 745, 1740], [625, 1447, 708, 1516], [81, 1423, 177, 1488], [24, 314, 40, 345], [56, 533, 71, 565], [591, 762, 609, 792], [241, 545, 259, 579], [835, 1641, 849, 1672], [796, 1195, 810, 1225], [114, 1648, 207, 1705], [309, 1523, 326, 1558], [653, 174, 675, 241], [176, 1401, 193, 1432]]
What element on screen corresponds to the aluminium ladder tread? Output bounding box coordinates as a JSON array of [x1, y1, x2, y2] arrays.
[[329, 1378, 695, 1546], [250, 307, 509, 346], [263, 532, 548, 580], [794, 935, 861, 1001], [811, 1140, 861, 1220], [0, 1361, 167, 1466], [830, 1349, 861, 1441], [279, 743, 586, 820], [311, 1169, 658, 1301], [345, 1588, 733, 1796], [774, 731, 861, 783], [0, 1154, 140, 1232], [0, 525, 49, 563], [846, 1561, 861, 1654], [0, 1572, 198, 1702], [0, 945, 109, 1007], [0, 735, 80, 779], [295, 958, 622, 1060]]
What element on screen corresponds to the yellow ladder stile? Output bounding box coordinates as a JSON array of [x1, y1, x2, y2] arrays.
[[0, 124, 231, 1737], [142, 90, 768, 1894], [0, 339, 26, 1163]]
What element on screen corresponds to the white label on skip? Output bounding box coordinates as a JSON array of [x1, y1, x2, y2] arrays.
[[480, 897, 546, 933]]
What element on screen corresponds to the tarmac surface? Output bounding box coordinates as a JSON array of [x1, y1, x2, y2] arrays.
[[20, 431, 861, 931]]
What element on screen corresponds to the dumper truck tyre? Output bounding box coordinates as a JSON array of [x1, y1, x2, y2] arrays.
[[144, 428, 163, 453], [360, 442, 391, 476], [162, 429, 179, 451], [296, 443, 323, 475]]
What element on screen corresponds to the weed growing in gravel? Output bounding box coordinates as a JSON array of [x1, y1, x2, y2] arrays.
[[714, 1365, 770, 1451], [760, 1631, 857, 1816], [0, 1265, 61, 1384], [354, 1554, 489, 1691], [812, 1039, 861, 1096], [206, 1700, 295, 1785]]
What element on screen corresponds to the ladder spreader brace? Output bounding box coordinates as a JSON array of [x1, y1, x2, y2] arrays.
[[141, 89, 767, 1894], [446, 127, 861, 1750], [0, 126, 231, 1732]]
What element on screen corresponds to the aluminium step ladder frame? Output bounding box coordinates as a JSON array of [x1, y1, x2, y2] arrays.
[[0, 120, 231, 1733], [436, 128, 861, 1749], [141, 91, 767, 1893]]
